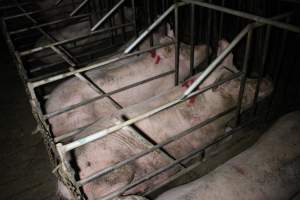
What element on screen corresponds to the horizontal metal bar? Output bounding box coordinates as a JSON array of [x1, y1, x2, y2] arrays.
[[97, 107, 236, 200], [78, 96, 238, 186], [124, 2, 187, 54], [19, 23, 133, 56], [30, 42, 174, 88], [183, 0, 300, 34], [45, 70, 175, 119], [9, 13, 90, 35], [3, 2, 81, 20], [91, 0, 126, 31]]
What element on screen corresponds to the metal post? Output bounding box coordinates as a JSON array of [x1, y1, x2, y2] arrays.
[[252, 25, 271, 116], [235, 26, 253, 126], [174, 1, 180, 85], [190, 4, 195, 76]]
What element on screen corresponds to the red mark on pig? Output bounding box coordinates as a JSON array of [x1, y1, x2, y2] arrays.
[[182, 77, 198, 106], [150, 50, 161, 64], [155, 55, 161, 64]]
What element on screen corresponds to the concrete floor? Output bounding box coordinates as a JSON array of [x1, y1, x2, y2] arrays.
[[0, 36, 56, 200]]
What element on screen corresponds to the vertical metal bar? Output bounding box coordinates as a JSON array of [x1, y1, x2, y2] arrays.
[[265, 17, 290, 121], [219, 0, 225, 40], [131, 0, 139, 40], [120, 4, 126, 42], [252, 25, 271, 116], [190, 4, 195, 76], [235, 26, 253, 126], [174, 1, 180, 85], [206, 0, 212, 66], [147, 0, 154, 47]]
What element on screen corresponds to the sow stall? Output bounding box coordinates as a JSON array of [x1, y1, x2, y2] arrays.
[[1, 0, 300, 199]]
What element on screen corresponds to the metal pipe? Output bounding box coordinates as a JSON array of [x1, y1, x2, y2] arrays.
[[252, 25, 271, 116], [182, 25, 251, 98], [70, 0, 89, 16], [30, 42, 174, 88], [97, 107, 236, 200], [190, 3, 195, 76], [234, 26, 253, 126], [124, 2, 187, 54], [91, 0, 126, 32], [174, 1, 180, 85], [183, 0, 300, 34]]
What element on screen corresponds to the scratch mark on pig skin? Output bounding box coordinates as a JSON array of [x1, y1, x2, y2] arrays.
[[232, 165, 247, 176], [155, 55, 161, 64]]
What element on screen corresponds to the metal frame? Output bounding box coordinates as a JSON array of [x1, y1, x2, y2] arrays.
[[2, 0, 299, 199]]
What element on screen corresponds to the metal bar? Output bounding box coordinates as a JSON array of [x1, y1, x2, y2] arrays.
[[70, 0, 89, 16], [218, 0, 225, 39], [45, 70, 175, 119], [190, 4, 195, 76], [182, 25, 251, 98], [97, 107, 237, 200], [91, 0, 126, 31], [19, 23, 133, 56], [234, 26, 253, 126], [131, 0, 138, 41], [77, 78, 240, 186], [252, 25, 271, 115], [3, 2, 82, 20], [124, 2, 187, 54], [174, 1, 180, 85], [30, 42, 174, 88], [182, 0, 300, 34], [9, 13, 91, 35]]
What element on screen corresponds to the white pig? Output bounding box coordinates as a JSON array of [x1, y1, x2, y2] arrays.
[[56, 40, 272, 199], [155, 111, 300, 200], [46, 30, 209, 137]]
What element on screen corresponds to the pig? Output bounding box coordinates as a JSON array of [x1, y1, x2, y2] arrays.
[[56, 40, 273, 199], [154, 111, 300, 200], [46, 27, 209, 137]]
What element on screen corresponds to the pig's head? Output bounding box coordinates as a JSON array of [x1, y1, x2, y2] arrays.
[[208, 39, 273, 109], [155, 24, 209, 82]]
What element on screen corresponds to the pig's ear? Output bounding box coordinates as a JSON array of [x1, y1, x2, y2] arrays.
[[217, 39, 237, 72], [167, 23, 175, 39]]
